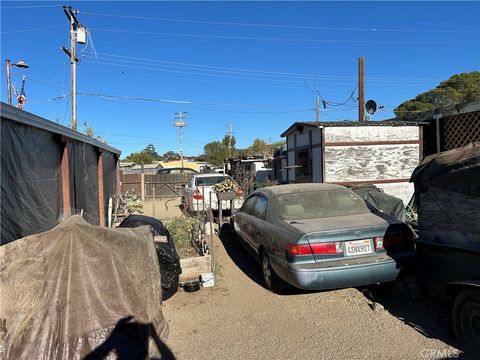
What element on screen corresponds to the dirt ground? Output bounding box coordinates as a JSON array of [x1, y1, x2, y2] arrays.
[[162, 227, 475, 360], [143, 198, 184, 219]]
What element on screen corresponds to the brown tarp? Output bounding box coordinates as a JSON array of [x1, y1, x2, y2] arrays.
[[0, 215, 169, 359], [410, 143, 480, 252]]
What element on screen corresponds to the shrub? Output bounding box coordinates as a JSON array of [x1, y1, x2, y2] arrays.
[[164, 216, 203, 258]]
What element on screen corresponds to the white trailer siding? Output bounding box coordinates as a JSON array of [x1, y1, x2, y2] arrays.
[[325, 126, 420, 143], [324, 144, 419, 182], [323, 126, 420, 204]]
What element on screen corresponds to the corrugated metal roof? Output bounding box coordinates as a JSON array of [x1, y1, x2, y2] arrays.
[[1, 102, 121, 155]]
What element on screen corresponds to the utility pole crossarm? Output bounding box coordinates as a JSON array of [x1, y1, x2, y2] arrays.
[[174, 112, 188, 169]]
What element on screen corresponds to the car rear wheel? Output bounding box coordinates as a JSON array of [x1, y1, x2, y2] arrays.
[[453, 289, 480, 352], [261, 252, 286, 293]]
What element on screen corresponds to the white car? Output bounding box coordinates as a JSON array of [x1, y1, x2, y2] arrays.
[[181, 173, 244, 213]]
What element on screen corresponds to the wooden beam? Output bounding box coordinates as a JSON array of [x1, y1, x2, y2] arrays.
[[98, 152, 105, 227], [324, 140, 420, 147], [61, 143, 71, 217]]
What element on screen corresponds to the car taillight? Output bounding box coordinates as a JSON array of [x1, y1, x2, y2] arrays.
[[384, 233, 404, 247], [193, 190, 203, 200], [310, 242, 343, 255], [286, 242, 342, 255], [374, 236, 384, 250], [286, 244, 311, 255]]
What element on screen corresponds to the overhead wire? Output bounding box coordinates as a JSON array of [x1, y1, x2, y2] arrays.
[[89, 27, 475, 45], [1, 4, 60, 9], [81, 12, 479, 34], [80, 51, 442, 83], [2, 24, 65, 34]]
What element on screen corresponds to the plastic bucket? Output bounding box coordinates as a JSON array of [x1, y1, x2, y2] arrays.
[[201, 272, 215, 287]]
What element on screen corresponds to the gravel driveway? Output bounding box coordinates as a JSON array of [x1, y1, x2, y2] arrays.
[[162, 227, 474, 360]]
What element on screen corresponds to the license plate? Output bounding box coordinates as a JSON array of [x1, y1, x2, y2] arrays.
[[345, 239, 373, 256]]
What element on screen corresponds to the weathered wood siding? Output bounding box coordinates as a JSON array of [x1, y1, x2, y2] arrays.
[[296, 131, 310, 147], [312, 147, 322, 182], [323, 126, 420, 204], [325, 126, 419, 142], [287, 151, 295, 182], [324, 144, 419, 182]]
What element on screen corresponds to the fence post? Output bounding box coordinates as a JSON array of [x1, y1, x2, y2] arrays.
[[152, 187, 156, 218], [140, 172, 145, 201]]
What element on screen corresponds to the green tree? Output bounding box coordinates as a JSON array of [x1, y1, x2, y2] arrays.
[[203, 141, 230, 166], [82, 121, 107, 143], [160, 151, 181, 161], [222, 134, 236, 149], [394, 71, 480, 119], [145, 144, 160, 160], [123, 150, 154, 164]]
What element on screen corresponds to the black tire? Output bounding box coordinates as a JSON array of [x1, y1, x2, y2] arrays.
[[261, 252, 287, 294], [162, 274, 179, 301], [452, 289, 480, 353]]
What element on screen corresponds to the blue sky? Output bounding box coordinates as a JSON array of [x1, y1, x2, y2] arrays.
[[1, 1, 479, 157]]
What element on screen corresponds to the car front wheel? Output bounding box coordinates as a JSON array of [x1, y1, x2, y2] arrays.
[[452, 289, 480, 352]]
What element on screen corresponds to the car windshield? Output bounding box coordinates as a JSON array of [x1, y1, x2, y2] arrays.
[[277, 189, 371, 220], [195, 176, 229, 187]]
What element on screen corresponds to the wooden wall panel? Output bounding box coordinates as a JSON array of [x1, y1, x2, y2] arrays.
[[324, 144, 419, 182], [296, 131, 310, 147], [325, 126, 419, 143]]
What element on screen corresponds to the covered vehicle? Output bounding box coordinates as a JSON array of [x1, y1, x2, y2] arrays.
[[181, 173, 243, 213], [411, 143, 480, 352], [232, 183, 415, 292], [348, 184, 407, 222], [119, 214, 182, 301], [0, 215, 168, 359]]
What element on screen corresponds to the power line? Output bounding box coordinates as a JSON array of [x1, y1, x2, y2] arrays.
[[81, 57, 440, 89], [3, 24, 65, 34], [2, 4, 60, 9], [82, 12, 479, 34], [81, 51, 442, 83], [89, 27, 476, 45], [77, 91, 312, 110]]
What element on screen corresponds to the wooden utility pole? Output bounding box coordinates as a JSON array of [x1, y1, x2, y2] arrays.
[[63, 5, 80, 130], [70, 13, 77, 130], [316, 96, 320, 125], [6, 59, 12, 105], [358, 56, 365, 122]]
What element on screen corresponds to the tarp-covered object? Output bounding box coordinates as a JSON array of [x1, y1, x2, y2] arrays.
[[0, 118, 62, 244], [0, 215, 168, 359], [410, 143, 480, 252], [349, 184, 407, 222]]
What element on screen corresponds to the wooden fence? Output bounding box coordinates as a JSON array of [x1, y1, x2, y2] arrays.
[[120, 173, 194, 199]]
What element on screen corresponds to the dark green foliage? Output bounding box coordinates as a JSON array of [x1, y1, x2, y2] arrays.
[[394, 72, 480, 120]]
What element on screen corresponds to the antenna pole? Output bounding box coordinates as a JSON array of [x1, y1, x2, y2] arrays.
[[358, 56, 365, 122]]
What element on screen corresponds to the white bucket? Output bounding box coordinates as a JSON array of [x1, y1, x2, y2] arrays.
[[201, 272, 215, 287]]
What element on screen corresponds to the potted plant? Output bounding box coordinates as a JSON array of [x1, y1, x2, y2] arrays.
[[213, 178, 240, 201]]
